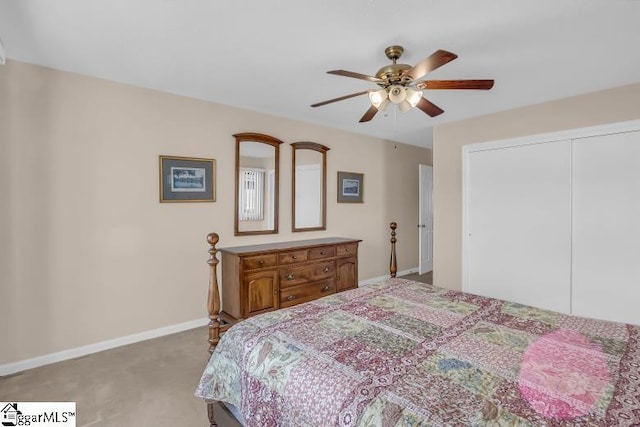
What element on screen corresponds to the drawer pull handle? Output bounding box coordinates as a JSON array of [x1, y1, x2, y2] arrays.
[[259, 260, 264, 265], [292, 255, 297, 259], [286, 295, 297, 301], [323, 267, 330, 273], [320, 251, 326, 255], [321, 286, 331, 293], [345, 248, 350, 252], [285, 274, 295, 281]]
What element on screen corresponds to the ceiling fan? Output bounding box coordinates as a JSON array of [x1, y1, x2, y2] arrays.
[[311, 45, 494, 122]]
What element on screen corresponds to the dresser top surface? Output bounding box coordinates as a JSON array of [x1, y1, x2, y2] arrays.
[[220, 237, 361, 255]]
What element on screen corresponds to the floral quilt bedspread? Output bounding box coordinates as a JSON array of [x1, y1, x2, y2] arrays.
[[195, 279, 640, 426]]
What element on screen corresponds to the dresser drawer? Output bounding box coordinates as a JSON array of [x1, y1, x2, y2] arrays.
[[336, 243, 357, 257], [280, 279, 335, 308], [279, 250, 308, 265], [280, 260, 335, 288], [308, 246, 336, 260], [242, 254, 278, 270]]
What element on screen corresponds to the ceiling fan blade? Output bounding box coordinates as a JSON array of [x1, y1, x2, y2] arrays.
[[416, 97, 444, 117], [406, 50, 458, 80], [327, 70, 384, 83], [415, 79, 494, 90], [359, 105, 378, 122], [311, 90, 369, 108]]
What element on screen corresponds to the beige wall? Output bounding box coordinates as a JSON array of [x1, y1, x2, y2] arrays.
[[433, 82, 640, 290], [0, 61, 431, 365]]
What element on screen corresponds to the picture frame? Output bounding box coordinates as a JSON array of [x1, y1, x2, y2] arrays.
[[159, 155, 216, 203], [337, 171, 364, 203]]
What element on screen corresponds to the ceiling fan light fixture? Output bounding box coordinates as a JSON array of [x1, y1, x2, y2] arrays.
[[388, 85, 406, 104], [405, 88, 422, 108], [368, 88, 387, 109], [398, 100, 412, 112]]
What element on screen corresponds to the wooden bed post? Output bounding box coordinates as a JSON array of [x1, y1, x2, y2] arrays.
[[390, 222, 397, 278], [206, 233, 221, 427], [207, 233, 221, 354], [207, 401, 217, 427]]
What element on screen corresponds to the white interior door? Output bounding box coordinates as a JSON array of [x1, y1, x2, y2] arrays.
[[419, 165, 433, 274], [572, 130, 640, 325], [465, 140, 572, 313]]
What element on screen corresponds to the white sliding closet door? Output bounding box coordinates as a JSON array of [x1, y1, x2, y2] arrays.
[[466, 140, 571, 313], [572, 131, 640, 325]]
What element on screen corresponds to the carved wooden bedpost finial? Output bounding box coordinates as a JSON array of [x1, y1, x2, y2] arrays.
[[207, 233, 221, 354], [390, 222, 397, 278]]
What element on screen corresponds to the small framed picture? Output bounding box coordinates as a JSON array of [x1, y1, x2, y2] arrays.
[[159, 155, 216, 203], [337, 171, 364, 203]]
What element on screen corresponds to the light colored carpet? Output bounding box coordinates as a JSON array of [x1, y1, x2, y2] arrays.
[[400, 270, 432, 284], [0, 273, 432, 426], [0, 327, 211, 426]]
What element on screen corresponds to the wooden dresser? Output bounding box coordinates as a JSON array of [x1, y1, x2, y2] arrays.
[[220, 237, 361, 322]]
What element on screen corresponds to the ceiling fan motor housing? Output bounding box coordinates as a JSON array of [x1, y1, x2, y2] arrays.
[[374, 45, 413, 86], [375, 63, 412, 86]]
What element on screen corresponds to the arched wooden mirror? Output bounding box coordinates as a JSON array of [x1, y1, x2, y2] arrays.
[[234, 133, 283, 236], [291, 142, 329, 232]]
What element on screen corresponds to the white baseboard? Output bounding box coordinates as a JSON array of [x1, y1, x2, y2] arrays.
[[1, 271, 423, 376], [359, 267, 419, 286], [0, 318, 209, 376]]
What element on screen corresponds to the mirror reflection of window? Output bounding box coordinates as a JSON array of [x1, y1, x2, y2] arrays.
[[234, 133, 282, 236], [239, 168, 265, 221]]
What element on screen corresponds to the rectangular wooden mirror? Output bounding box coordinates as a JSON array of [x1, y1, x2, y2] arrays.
[[234, 133, 283, 236], [291, 142, 329, 232]]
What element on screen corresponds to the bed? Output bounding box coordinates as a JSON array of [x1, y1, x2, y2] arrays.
[[196, 225, 640, 426]]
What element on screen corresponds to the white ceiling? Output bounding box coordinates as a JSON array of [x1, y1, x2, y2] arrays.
[[1, 0, 640, 148]]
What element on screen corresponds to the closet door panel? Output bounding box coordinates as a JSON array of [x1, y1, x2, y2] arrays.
[[467, 140, 571, 313], [572, 131, 640, 325]]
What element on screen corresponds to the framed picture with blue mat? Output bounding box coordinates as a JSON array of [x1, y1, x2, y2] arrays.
[[337, 171, 363, 203], [159, 155, 216, 202]]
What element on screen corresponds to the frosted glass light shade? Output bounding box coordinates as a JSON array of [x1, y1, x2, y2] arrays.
[[405, 88, 422, 107], [388, 85, 406, 104], [368, 89, 387, 109]]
